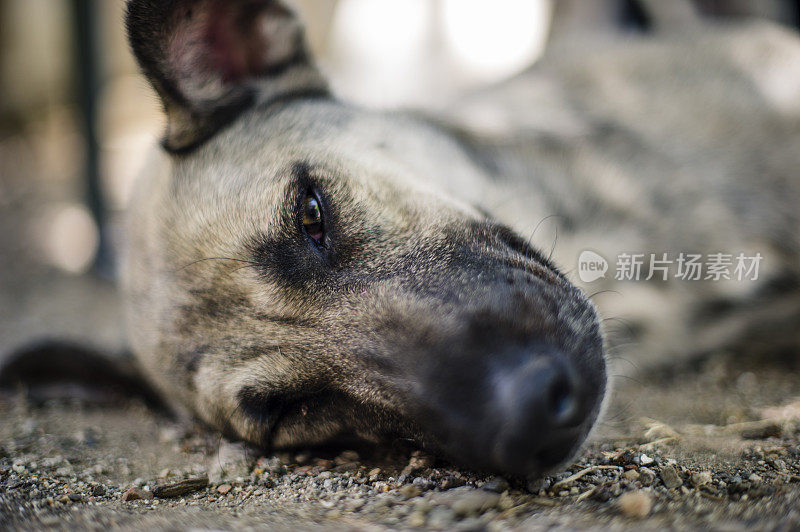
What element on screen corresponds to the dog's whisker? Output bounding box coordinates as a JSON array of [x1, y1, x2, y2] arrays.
[[548, 226, 559, 262], [605, 355, 641, 372], [601, 316, 638, 337]]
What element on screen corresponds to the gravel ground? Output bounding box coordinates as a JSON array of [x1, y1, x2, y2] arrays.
[[3, 355, 800, 530]]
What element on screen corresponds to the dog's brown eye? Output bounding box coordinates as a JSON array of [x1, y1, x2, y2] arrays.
[[302, 193, 324, 244]]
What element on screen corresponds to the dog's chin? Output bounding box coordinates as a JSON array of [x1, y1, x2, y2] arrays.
[[238, 389, 587, 480], [246, 413, 585, 483], [242, 391, 416, 451]]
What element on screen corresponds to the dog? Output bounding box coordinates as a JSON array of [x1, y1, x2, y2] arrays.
[[3, 0, 800, 480]]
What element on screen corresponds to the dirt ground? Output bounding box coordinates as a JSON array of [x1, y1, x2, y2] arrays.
[[2, 351, 800, 531]]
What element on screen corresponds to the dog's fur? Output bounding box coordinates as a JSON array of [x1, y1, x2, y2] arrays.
[[5, 0, 799, 479], [120, 0, 800, 477]]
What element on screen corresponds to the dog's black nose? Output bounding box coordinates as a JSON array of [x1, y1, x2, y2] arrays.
[[488, 356, 588, 473], [416, 348, 601, 477]]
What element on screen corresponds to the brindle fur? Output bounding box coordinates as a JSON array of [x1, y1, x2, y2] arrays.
[[121, 0, 800, 476]]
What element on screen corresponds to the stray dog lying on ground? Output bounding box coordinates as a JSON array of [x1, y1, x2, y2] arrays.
[[3, 0, 800, 481], [122, 0, 608, 479]]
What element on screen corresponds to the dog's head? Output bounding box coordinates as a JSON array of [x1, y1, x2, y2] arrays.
[[123, 0, 607, 478]]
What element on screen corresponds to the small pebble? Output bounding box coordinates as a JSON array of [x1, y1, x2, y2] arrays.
[[617, 491, 653, 519], [623, 470, 640, 482], [153, 476, 209, 499], [121, 487, 154, 502], [691, 471, 712, 487], [402, 452, 433, 475], [217, 483, 232, 495], [660, 464, 682, 489], [427, 507, 455, 529], [638, 467, 656, 486], [412, 476, 434, 491], [407, 511, 427, 527], [347, 499, 366, 511], [399, 484, 422, 499], [482, 477, 510, 493], [527, 477, 550, 493], [451, 490, 501, 516], [441, 475, 467, 490]]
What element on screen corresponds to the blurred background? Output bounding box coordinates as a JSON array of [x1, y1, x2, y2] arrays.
[[0, 0, 798, 359]]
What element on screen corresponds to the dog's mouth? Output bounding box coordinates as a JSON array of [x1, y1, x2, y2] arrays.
[[234, 366, 601, 480], [236, 387, 337, 449], [235, 386, 413, 451]]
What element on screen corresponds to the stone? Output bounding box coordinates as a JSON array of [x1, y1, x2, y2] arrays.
[[450, 490, 501, 517], [399, 484, 422, 499], [441, 475, 467, 490], [121, 487, 154, 502], [660, 464, 682, 489], [617, 491, 652, 519], [153, 476, 209, 499], [691, 471, 712, 487], [623, 470, 640, 482], [427, 507, 455, 529], [482, 477, 510, 493], [638, 467, 656, 486]]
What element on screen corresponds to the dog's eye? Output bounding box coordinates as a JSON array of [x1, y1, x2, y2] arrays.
[[302, 192, 324, 244]]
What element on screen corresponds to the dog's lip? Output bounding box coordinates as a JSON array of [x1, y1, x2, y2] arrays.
[[259, 396, 310, 449], [262, 407, 288, 449], [237, 388, 302, 449], [258, 389, 343, 448]]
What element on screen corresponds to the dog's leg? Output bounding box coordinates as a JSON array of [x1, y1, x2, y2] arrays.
[[0, 341, 166, 410]]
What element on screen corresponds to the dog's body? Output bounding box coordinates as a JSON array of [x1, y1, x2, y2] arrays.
[[4, 0, 785, 479]]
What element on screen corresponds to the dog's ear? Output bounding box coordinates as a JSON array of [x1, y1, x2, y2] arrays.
[[125, 0, 328, 153]]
